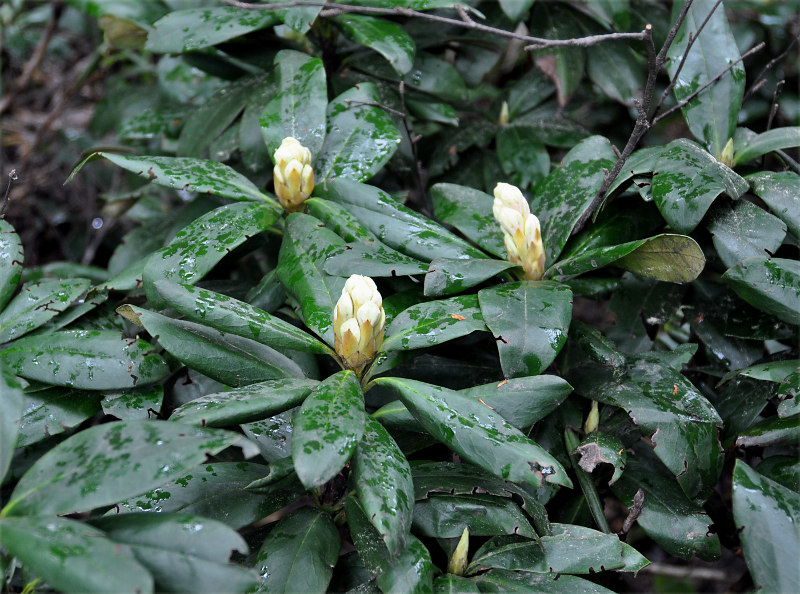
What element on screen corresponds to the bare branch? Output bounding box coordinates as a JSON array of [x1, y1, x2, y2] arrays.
[[1, 170, 19, 218], [743, 35, 799, 103], [523, 31, 647, 50]]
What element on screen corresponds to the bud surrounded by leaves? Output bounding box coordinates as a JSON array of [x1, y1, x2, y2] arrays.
[[273, 137, 314, 212], [333, 275, 386, 374], [493, 182, 545, 280]]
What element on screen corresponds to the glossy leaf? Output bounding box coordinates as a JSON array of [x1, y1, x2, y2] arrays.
[[305, 197, 378, 243], [375, 535, 434, 594], [4, 420, 239, 517], [406, 98, 459, 126], [0, 330, 169, 390], [424, 258, 517, 297], [260, 50, 327, 157], [666, 0, 744, 157], [292, 370, 365, 488], [335, 15, 415, 75], [574, 432, 626, 485], [707, 200, 786, 268], [375, 377, 572, 489], [434, 575, 479, 594], [735, 416, 800, 448], [92, 513, 257, 593], [587, 41, 643, 105], [478, 281, 573, 378], [242, 412, 296, 463], [383, 294, 486, 351], [404, 52, 468, 103], [650, 139, 748, 233], [430, 183, 505, 258], [734, 126, 800, 165], [0, 365, 23, 482], [746, 171, 800, 238], [146, 6, 280, 53], [0, 219, 23, 311], [472, 569, 614, 593], [324, 241, 429, 277], [316, 83, 401, 182], [722, 257, 800, 326], [102, 386, 164, 421], [531, 136, 616, 263], [0, 516, 152, 594], [732, 461, 800, 593], [16, 387, 101, 447], [496, 128, 549, 189], [0, 278, 89, 343], [253, 508, 339, 593], [413, 494, 536, 539], [170, 378, 318, 426], [351, 416, 414, 557], [501, 115, 590, 148], [151, 279, 331, 354]]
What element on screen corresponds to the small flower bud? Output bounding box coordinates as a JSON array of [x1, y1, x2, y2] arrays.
[[333, 275, 385, 374], [493, 183, 545, 280], [718, 137, 735, 168], [447, 527, 470, 576], [273, 137, 314, 212], [498, 101, 509, 125]]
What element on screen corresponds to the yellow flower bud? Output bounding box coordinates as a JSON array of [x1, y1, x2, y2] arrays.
[[718, 136, 735, 168], [273, 137, 314, 212], [498, 100, 510, 125], [333, 275, 385, 374], [493, 182, 545, 280]]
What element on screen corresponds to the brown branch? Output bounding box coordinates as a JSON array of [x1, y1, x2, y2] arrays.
[[1, 170, 19, 218], [743, 34, 799, 103]]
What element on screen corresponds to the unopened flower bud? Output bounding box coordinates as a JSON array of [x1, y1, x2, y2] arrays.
[[493, 183, 545, 280], [333, 275, 385, 374], [498, 101, 509, 125], [718, 137, 735, 168], [273, 137, 314, 212]]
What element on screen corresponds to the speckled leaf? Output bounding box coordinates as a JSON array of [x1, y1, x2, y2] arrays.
[[424, 258, 517, 297], [434, 575, 480, 594], [324, 241, 429, 277], [91, 513, 257, 593], [0, 278, 89, 343], [650, 139, 748, 233], [118, 462, 302, 529], [734, 127, 800, 165], [0, 330, 169, 390], [735, 416, 800, 448], [350, 415, 413, 557], [143, 201, 280, 309], [335, 15, 415, 75], [383, 294, 486, 351], [413, 494, 536, 539], [0, 365, 23, 482], [260, 50, 326, 157], [0, 219, 23, 311], [405, 98, 459, 126], [102, 386, 164, 421], [16, 387, 101, 447], [531, 136, 616, 263], [152, 280, 331, 355], [4, 420, 239, 517], [496, 128, 550, 189], [276, 213, 346, 345], [119, 305, 303, 387], [118, 108, 184, 140], [722, 257, 800, 326], [170, 378, 317, 427], [242, 412, 296, 463], [471, 569, 614, 593], [478, 281, 572, 378], [0, 516, 152, 594], [430, 183, 505, 258], [403, 52, 468, 103], [666, 0, 744, 156], [292, 370, 365, 489], [574, 432, 626, 485], [317, 179, 485, 261], [375, 377, 572, 489], [736, 359, 800, 384], [316, 83, 401, 182], [253, 508, 339, 594], [733, 461, 800, 594], [305, 198, 378, 243], [146, 7, 280, 53], [707, 200, 786, 268], [746, 171, 800, 238], [376, 535, 434, 594]]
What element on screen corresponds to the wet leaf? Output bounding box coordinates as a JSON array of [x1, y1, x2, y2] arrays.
[[375, 535, 434, 594], [324, 241, 429, 278], [434, 575, 479, 594], [471, 569, 614, 593], [305, 198, 379, 243], [0, 219, 24, 311], [4, 420, 239, 517], [0, 365, 23, 482], [383, 294, 486, 351], [260, 50, 327, 157], [424, 258, 517, 297], [732, 461, 800, 593], [16, 387, 101, 448], [587, 41, 643, 105], [722, 257, 800, 326], [734, 126, 800, 165], [735, 416, 800, 448], [496, 128, 550, 189], [242, 412, 296, 463], [573, 432, 626, 485], [102, 385, 164, 421], [404, 52, 468, 103], [430, 183, 505, 258], [253, 508, 339, 593], [335, 15, 415, 75], [707, 200, 786, 268], [405, 98, 459, 126], [0, 516, 152, 594], [478, 281, 573, 378], [0, 278, 90, 343], [0, 330, 170, 390], [756, 456, 800, 492], [413, 494, 536, 539], [746, 171, 800, 238], [375, 377, 572, 489]]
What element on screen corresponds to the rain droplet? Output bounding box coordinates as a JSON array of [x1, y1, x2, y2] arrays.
[[92, 217, 103, 229]]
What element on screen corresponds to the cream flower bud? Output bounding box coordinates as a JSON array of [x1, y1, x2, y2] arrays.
[[493, 182, 546, 281], [333, 274, 385, 374], [273, 137, 314, 212]]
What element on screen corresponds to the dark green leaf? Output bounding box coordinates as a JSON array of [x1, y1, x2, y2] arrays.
[[650, 139, 748, 233], [376, 377, 572, 489], [351, 416, 414, 557], [707, 200, 786, 268], [375, 535, 434, 594], [732, 461, 800, 593], [430, 183, 505, 258], [324, 241, 429, 277], [428, 119, 497, 177], [406, 98, 459, 126], [118, 108, 183, 141], [734, 126, 800, 165], [4, 420, 239, 517], [532, 4, 586, 105], [472, 569, 614, 593], [92, 513, 257, 593], [496, 128, 549, 189], [574, 432, 626, 485], [0, 516, 152, 594], [722, 257, 800, 325], [587, 41, 643, 105], [434, 575, 480, 594], [498, 0, 535, 21], [146, 7, 280, 53], [413, 494, 536, 538], [335, 15, 415, 75], [746, 171, 800, 238], [424, 258, 517, 297], [737, 359, 800, 383], [242, 412, 296, 463], [0, 330, 169, 390], [604, 146, 663, 196], [16, 387, 101, 447], [756, 456, 800, 493], [0, 365, 23, 482], [292, 370, 365, 488], [735, 416, 800, 448], [260, 50, 327, 157], [254, 508, 339, 593], [403, 52, 468, 103], [0, 278, 90, 342], [666, 0, 744, 157], [383, 294, 486, 351], [502, 115, 590, 148], [305, 198, 379, 243], [478, 281, 572, 378], [316, 83, 401, 182], [170, 378, 318, 426], [0, 219, 23, 311], [102, 386, 165, 421]]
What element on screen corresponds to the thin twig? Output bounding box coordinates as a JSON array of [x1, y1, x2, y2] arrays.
[[220, 0, 648, 49], [1, 170, 19, 218], [743, 35, 799, 103]]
